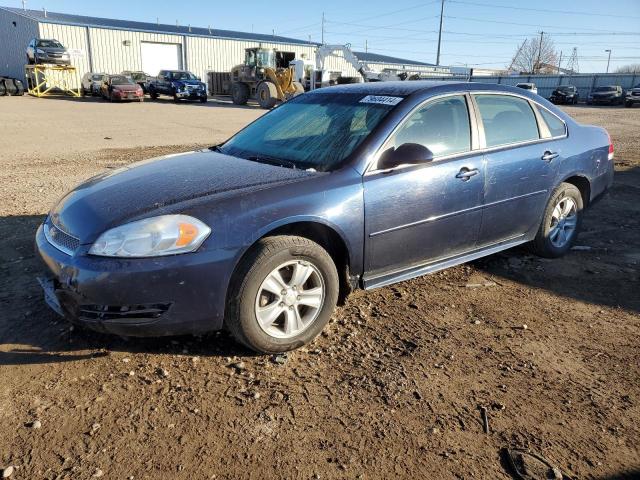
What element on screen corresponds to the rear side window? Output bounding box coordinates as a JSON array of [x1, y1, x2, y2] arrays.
[[538, 107, 566, 137], [390, 95, 471, 157], [475, 94, 539, 147]]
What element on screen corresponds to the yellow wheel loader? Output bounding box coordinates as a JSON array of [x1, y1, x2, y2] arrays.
[[230, 47, 304, 109]]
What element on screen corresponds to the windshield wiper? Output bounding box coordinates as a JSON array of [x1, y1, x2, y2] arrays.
[[245, 155, 298, 170]]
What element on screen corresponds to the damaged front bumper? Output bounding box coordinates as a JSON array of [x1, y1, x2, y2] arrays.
[[35, 222, 234, 337]]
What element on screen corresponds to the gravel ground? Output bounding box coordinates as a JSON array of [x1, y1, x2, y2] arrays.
[[0, 96, 638, 480]]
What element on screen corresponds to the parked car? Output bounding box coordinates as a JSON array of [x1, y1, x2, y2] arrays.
[[148, 70, 207, 102], [26, 38, 70, 65], [516, 83, 538, 95], [625, 83, 640, 108], [100, 75, 144, 102], [550, 85, 579, 105], [122, 70, 150, 93], [35, 82, 614, 353], [587, 85, 625, 105], [81, 72, 106, 96]]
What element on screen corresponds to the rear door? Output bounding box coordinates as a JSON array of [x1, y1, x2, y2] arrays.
[[363, 94, 485, 283], [472, 93, 562, 247]]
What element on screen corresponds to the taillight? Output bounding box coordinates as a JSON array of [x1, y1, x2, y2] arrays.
[[607, 131, 614, 160]]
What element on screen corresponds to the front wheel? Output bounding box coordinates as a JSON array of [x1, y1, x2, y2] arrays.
[[530, 183, 583, 258], [226, 236, 339, 353], [149, 87, 158, 100]]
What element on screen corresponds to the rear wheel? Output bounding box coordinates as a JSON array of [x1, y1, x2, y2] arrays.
[[149, 87, 158, 99], [530, 183, 583, 258], [257, 81, 278, 109], [231, 82, 249, 105], [226, 235, 339, 353]]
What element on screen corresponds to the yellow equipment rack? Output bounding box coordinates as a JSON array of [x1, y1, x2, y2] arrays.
[[25, 64, 81, 98]]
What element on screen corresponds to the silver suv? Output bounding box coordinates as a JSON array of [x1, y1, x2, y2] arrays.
[[26, 39, 70, 65]]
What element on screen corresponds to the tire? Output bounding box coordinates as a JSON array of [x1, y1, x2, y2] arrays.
[[530, 183, 583, 258], [149, 87, 158, 100], [231, 82, 249, 105], [292, 81, 304, 96], [172, 88, 179, 102], [0, 79, 6, 97], [13, 78, 24, 96], [3, 78, 18, 96], [625, 101, 632, 108], [199, 95, 207, 103], [226, 235, 339, 353], [81, 86, 87, 97], [257, 81, 278, 109]]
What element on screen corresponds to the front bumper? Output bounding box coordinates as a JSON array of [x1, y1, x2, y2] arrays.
[[36, 55, 71, 65], [175, 89, 207, 100], [35, 223, 235, 337]]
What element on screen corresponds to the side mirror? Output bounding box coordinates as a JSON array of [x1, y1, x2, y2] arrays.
[[377, 143, 434, 170]]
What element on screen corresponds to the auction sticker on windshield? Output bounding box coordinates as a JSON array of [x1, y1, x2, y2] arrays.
[[359, 95, 404, 106]]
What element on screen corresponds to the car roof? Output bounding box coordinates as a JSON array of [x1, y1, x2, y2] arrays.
[[308, 81, 539, 97]]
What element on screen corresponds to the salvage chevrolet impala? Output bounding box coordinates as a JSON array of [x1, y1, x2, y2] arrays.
[[36, 82, 614, 353]]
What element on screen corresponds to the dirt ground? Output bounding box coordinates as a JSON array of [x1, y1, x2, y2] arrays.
[[0, 95, 638, 480]]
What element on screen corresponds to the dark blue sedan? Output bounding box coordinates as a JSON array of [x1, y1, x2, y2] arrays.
[[36, 81, 614, 353]]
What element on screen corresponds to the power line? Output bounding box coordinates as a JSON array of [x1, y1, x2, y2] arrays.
[[447, 0, 640, 20], [443, 15, 638, 34]]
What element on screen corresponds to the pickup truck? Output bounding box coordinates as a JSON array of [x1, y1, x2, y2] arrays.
[[148, 70, 207, 102]]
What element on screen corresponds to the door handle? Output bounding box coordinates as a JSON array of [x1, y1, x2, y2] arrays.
[[455, 167, 479, 181], [541, 151, 559, 162]]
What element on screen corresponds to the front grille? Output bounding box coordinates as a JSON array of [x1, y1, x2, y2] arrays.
[[78, 303, 172, 322], [44, 221, 80, 255]]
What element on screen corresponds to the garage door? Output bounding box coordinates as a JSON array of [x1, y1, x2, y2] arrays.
[[141, 42, 182, 76]]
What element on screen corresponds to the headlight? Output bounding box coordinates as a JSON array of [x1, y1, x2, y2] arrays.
[[89, 214, 211, 258], [36, 48, 45, 54]]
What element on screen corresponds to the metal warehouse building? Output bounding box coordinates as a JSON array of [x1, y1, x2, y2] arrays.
[[0, 6, 449, 86]]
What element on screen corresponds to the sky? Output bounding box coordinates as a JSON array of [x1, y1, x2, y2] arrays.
[[5, 0, 640, 72]]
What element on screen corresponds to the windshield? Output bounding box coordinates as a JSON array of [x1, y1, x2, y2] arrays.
[[37, 40, 63, 48], [256, 49, 275, 68], [557, 86, 573, 92], [169, 71, 197, 80], [595, 86, 616, 92], [130, 73, 146, 81], [517, 84, 533, 89], [91, 74, 104, 81], [111, 76, 134, 85], [220, 92, 402, 171]]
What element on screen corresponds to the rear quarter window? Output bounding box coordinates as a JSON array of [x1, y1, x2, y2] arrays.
[[537, 107, 566, 138]]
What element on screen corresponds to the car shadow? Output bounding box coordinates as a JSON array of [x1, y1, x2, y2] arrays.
[[472, 166, 640, 314], [1, 167, 638, 365]]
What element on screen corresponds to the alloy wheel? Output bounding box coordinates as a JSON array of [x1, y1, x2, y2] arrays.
[[254, 260, 325, 339], [549, 196, 577, 248]]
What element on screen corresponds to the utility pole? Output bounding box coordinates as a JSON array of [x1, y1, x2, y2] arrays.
[[535, 31, 544, 74], [436, 0, 445, 66], [321, 12, 325, 45], [21, 0, 26, 11], [557, 50, 562, 74], [365, 39, 368, 53], [605, 49, 612, 73]]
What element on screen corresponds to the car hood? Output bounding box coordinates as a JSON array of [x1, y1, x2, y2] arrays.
[[40, 47, 67, 54], [50, 150, 315, 243], [174, 79, 204, 87], [113, 84, 139, 91]]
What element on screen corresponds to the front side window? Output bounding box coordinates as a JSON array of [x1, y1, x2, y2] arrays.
[[475, 94, 539, 147], [537, 107, 566, 138], [387, 95, 471, 158]]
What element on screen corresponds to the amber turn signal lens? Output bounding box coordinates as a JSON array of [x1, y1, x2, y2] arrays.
[[176, 223, 199, 247]]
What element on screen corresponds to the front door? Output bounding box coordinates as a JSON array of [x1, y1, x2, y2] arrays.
[[363, 94, 485, 283]]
